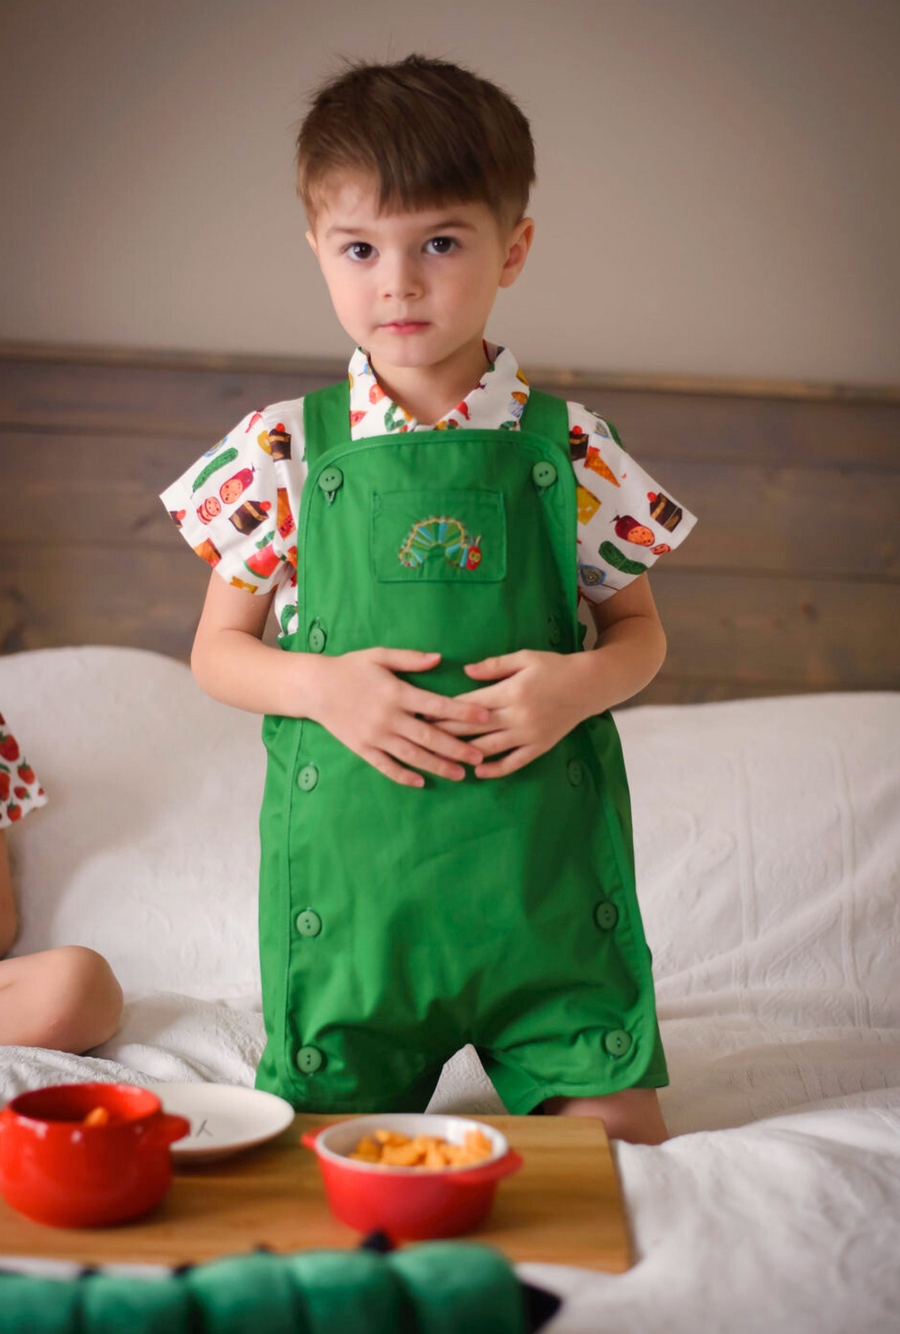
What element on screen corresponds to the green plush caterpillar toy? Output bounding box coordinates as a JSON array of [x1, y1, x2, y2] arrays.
[[0, 1231, 562, 1333]]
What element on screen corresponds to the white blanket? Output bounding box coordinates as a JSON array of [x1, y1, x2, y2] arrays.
[[1, 647, 898, 1332]]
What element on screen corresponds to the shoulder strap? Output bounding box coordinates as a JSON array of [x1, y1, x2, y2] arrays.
[[518, 386, 570, 452], [302, 380, 351, 470]]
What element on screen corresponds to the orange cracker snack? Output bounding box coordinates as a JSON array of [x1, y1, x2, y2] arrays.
[[82, 1106, 111, 1127], [346, 1125, 495, 1170]]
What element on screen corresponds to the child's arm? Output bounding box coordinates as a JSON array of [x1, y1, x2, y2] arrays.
[[190, 572, 332, 718], [568, 573, 667, 717], [0, 831, 17, 956]]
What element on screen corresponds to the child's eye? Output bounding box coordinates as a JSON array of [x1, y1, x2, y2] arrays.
[[424, 236, 458, 255], [342, 236, 458, 262]]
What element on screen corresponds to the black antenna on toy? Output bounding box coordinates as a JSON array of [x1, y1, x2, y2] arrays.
[[358, 1229, 396, 1253]]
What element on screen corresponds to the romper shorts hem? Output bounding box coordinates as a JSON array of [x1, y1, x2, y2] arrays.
[[480, 1020, 671, 1116], [488, 1068, 670, 1118], [257, 1053, 447, 1115]]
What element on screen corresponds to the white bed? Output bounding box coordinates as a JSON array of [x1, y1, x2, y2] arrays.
[[1, 645, 898, 1333]]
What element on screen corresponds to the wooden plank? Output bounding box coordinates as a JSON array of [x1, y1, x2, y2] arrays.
[[584, 391, 900, 470], [1, 431, 897, 582], [3, 339, 898, 402], [646, 570, 900, 690], [0, 360, 332, 440], [0, 548, 281, 659], [1, 358, 898, 467], [1, 550, 897, 691], [0, 1111, 632, 1272], [2, 351, 897, 698]]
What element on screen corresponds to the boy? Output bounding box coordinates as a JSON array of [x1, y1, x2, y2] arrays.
[[161, 53, 698, 1144]]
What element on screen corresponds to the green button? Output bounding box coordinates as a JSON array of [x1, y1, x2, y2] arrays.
[[567, 759, 583, 786], [308, 624, 326, 652], [296, 1046, 324, 1074], [594, 901, 618, 931], [298, 764, 319, 792], [318, 467, 343, 493], [604, 1029, 633, 1058], [296, 910, 322, 937], [532, 460, 558, 489]]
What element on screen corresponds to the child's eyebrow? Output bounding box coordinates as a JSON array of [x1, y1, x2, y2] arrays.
[[325, 219, 478, 239]]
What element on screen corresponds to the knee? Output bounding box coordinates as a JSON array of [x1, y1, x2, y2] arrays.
[[45, 946, 124, 1052], [539, 1089, 671, 1145]]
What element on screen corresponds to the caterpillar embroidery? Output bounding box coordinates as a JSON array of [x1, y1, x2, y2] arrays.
[[398, 516, 483, 571]]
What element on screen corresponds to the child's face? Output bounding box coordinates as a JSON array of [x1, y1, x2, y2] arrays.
[[305, 172, 533, 371]]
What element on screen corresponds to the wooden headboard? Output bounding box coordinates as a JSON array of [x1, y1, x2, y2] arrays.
[[1, 344, 897, 705]]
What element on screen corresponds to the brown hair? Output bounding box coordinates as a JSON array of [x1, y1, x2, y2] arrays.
[[294, 53, 536, 240]]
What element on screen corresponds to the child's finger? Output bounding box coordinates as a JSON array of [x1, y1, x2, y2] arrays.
[[432, 718, 492, 735], [407, 691, 490, 724]]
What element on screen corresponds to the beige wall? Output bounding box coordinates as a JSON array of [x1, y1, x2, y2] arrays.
[[1, 0, 898, 385]]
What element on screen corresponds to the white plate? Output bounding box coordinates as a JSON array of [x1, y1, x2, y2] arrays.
[[145, 1082, 295, 1163]]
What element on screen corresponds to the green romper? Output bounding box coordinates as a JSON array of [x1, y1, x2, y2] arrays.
[[254, 379, 669, 1114]]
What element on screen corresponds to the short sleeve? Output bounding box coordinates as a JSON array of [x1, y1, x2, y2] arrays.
[[159, 407, 291, 595], [0, 710, 48, 829], [569, 404, 699, 603]]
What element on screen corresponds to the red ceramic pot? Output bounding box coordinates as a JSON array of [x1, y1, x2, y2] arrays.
[[302, 1112, 524, 1240], [0, 1082, 190, 1227]]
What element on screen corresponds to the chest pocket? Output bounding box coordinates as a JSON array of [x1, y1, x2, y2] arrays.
[[371, 488, 507, 584]]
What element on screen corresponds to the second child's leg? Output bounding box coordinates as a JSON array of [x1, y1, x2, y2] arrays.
[[0, 946, 123, 1053], [539, 1087, 671, 1144]]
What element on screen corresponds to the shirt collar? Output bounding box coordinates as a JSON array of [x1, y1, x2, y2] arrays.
[[347, 339, 531, 437]]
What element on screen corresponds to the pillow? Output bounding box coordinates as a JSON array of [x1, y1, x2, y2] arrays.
[[0, 646, 264, 999], [616, 690, 900, 1031]]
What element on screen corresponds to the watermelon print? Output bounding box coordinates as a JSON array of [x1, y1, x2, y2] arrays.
[[159, 339, 699, 638]]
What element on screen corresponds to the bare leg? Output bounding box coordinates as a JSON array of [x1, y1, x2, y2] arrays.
[[0, 946, 123, 1053], [540, 1087, 671, 1144]]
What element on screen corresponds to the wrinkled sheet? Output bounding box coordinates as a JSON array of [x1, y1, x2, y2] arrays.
[[1, 647, 898, 1332]]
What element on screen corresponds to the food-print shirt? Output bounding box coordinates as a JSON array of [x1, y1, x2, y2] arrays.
[[159, 339, 699, 639], [0, 711, 47, 829]]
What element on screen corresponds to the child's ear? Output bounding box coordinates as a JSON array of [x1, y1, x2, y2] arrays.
[[305, 229, 319, 258]]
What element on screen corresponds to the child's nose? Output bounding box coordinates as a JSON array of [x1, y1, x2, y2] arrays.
[[380, 260, 423, 298]]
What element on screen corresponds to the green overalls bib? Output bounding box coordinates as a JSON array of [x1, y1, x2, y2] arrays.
[[254, 379, 669, 1114]]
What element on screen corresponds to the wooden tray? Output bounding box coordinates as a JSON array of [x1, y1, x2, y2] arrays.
[[0, 1112, 632, 1273]]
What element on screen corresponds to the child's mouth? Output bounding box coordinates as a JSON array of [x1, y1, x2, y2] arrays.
[[382, 322, 430, 333]]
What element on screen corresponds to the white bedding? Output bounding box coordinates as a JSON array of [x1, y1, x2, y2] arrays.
[[1, 646, 898, 1332]]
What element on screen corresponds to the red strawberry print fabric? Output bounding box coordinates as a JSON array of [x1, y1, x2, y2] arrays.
[[0, 711, 48, 829]]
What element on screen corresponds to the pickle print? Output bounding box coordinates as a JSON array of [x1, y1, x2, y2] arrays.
[[599, 540, 648, 577], [191, 447, 238, 493], [384, 401, 410, 433], [399, 517, 483, 571]]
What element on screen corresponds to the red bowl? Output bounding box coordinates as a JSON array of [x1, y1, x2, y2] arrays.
[[301, 1112, 524, 1240], [0, 1082, 190, 1227]]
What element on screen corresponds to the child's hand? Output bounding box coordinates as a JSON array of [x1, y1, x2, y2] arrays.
[[424, 650, 587, 779], [306, 648, 492, 789]]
